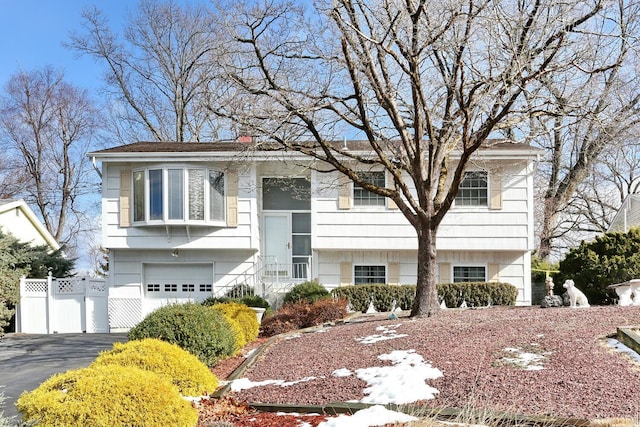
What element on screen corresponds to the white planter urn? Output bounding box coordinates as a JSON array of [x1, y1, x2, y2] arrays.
[[251, 307, 266, 323]]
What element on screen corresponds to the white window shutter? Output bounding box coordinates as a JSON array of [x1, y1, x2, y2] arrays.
[[119, 169, 131, 228], [490, 173, 502, 210], [488, 263, 500, 282], [388, 262, 400, 284], [226, 171, 238, 227], [438, 262, 451, 284], [338, 175, 351, 210], [340, 262, 352, 285]]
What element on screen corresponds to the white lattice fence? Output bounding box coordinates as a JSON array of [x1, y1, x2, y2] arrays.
[[17, 275, 108, 334], [107, 298, 142, 331]]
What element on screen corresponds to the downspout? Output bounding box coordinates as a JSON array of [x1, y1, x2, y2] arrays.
[[91, 156, 102, 179]]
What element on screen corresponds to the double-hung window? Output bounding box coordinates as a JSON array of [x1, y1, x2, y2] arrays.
[[132, 167, 225, 225], [353, 171, 385, 207], [455, 171, 488, 206]]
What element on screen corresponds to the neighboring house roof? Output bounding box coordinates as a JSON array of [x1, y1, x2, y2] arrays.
[[0, 199, 60, 250], [608, 193, 640, 233]]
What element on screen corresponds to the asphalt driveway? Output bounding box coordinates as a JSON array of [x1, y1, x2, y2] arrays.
[[0, 333, 127, 421]]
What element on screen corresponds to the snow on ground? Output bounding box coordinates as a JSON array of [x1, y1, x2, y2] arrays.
[[334, 349, 443, 404], [500, 346, 548, 370], [607, 338, 640, 363], [355, 324, 408, 344], [230, 376, 319, 392], [230, 321, 442, 426], [316, 405, 418, 427]]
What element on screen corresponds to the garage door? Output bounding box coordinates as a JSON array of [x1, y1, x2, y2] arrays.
[[143, 264, 213, 314]]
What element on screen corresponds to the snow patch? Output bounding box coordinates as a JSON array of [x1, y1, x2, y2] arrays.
[[317, 405, 418, 427], [356, 324, 408, 344], [354, 349, 443, 404]]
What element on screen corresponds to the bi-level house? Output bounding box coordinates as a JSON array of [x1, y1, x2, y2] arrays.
[[89, 140, 540, 331]]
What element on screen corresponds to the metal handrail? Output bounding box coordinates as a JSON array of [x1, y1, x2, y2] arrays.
[[215, 255, 312, 298]]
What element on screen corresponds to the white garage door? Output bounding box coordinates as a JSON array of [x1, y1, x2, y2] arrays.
[[143, 264, 213, 314]]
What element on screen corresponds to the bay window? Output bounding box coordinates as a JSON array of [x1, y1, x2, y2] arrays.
[[132, 167, 225, 225]]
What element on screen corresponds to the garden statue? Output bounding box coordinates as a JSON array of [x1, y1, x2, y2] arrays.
[[563, 279, 590, 308], [545, 276, 554, 296], [388, 299, 398, 319]]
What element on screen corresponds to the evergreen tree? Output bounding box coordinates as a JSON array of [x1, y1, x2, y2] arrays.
[[557, 229, 640, 304]]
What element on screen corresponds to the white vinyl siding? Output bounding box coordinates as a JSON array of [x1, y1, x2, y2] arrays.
[[106, 164, 253, 250]]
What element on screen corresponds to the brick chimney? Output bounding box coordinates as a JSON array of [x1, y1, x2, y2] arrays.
[[236, 134, 253, 143]]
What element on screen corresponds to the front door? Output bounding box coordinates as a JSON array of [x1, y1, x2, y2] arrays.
[[264, 213, 290, 276]]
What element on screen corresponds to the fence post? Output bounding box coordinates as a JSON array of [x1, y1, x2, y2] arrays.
[[46, 272, 54, 334], [17, 276, 25, 333]]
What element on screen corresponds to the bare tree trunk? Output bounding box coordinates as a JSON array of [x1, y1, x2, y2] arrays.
[[538, 196, 559, 261], [411, 225, 440, 317]]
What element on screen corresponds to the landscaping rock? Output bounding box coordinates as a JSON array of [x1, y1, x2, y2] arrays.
[[540, 295, 564, 308]]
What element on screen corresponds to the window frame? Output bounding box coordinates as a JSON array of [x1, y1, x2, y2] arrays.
[[131, 165, 226, 226], [452, 265, 487, 283], [354, 264, 387, 285], [455, 170, 488, 207], [353, 171, 386, 207]]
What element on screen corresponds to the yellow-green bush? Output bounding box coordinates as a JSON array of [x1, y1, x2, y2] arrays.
[[213, 302, 259, 348], [16, 364, 198, 427], [91, 338, 218, 396]]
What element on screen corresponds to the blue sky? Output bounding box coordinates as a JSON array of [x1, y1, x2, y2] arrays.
[[0, 1, 135, 92]]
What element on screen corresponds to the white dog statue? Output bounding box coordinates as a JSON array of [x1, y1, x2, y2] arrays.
[[563, 279, 590, 308]]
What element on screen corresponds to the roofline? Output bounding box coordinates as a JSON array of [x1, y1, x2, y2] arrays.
[[89, 142, 543, 163]]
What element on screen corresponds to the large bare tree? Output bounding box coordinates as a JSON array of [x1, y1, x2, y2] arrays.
[[526, 0, 640, 260], [214, 0, 634, 316], [0, 67, 100, 249], [67, 0, 228, 143]]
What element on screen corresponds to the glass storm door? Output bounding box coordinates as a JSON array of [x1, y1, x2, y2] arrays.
[[264, 213, 290, 276]]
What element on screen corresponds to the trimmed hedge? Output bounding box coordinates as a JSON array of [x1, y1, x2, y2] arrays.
[[91, 338, 218, 396], [127, 302, 236, 366], [331, 282, 518, 311], [16, 365, 198, 427], [437, 282, 518, 307], [331, 284, 415, 312]]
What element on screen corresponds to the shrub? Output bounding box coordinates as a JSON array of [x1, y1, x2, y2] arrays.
[[331, 282, 517, 311], [283, 280, 330, 304], [260, 298, 348, 337], [556, 228, 640, 304], [0, 390, 13, 427], [16, 365, 198, 427], [127, 302, 236, 366], [213, 302, 259, 347], [91, 338, 218, 396], [331, 284, 415, 312], [437, 282, 518, 307], [239, 294, 271, 309], [202, 294, 270, 310]]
